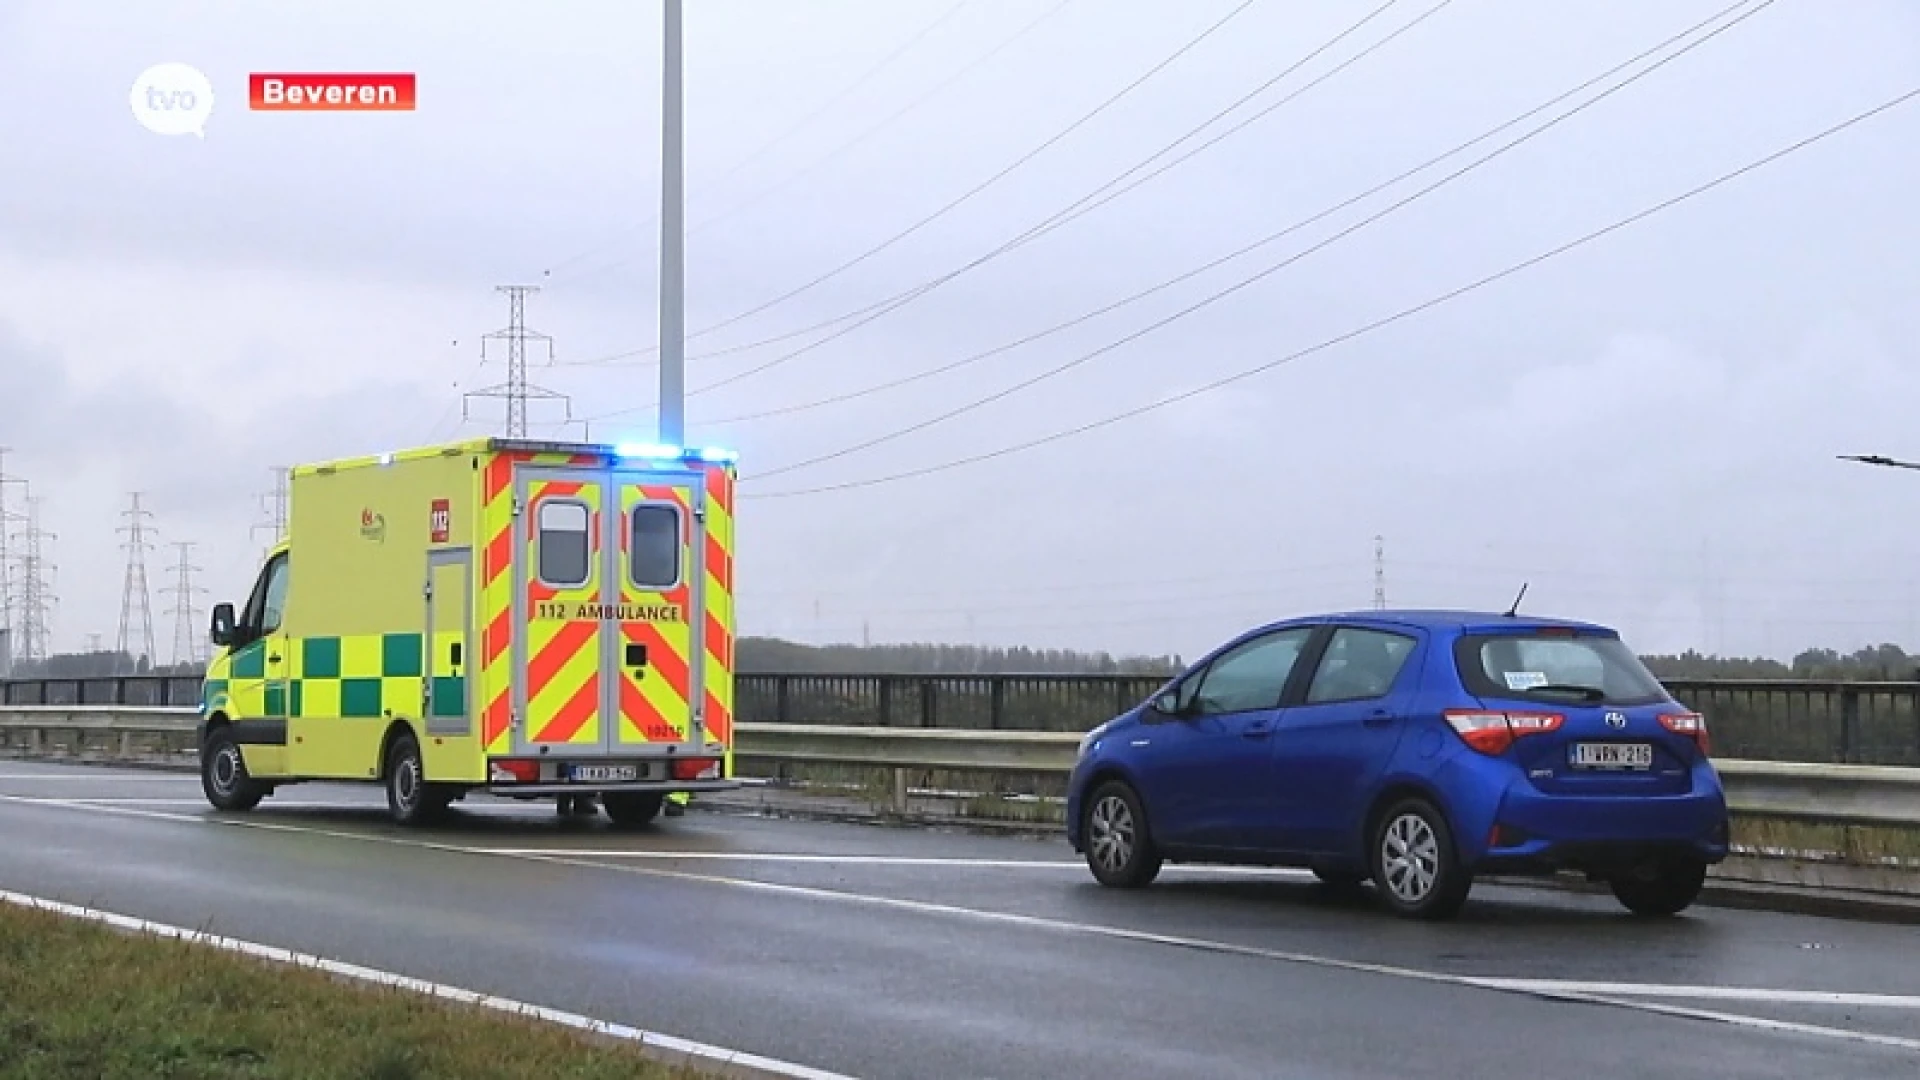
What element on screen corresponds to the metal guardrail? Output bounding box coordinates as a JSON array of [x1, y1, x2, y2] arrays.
[[7, 673, 1920, 766], [0, 707, 1916, 833]]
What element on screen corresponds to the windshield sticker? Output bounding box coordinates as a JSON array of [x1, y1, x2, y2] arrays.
[[1504, 671, 1549, 690]]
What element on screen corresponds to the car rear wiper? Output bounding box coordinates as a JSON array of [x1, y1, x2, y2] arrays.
[[1527, 684, 1607, 703]]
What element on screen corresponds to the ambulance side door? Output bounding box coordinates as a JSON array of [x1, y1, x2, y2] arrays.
[[227, 552, 292, 744]]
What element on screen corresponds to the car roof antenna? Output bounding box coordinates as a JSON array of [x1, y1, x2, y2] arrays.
[[1503, 582, 1528, 618]]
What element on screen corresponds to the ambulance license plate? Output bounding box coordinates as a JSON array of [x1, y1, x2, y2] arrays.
[[568, 764, 638, 783], [1569, 743, 1652, 770]]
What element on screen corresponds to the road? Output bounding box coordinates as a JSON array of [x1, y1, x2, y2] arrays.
[[2, 762, 1918, 1079]]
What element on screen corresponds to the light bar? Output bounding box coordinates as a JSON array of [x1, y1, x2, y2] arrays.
[[614, 442, 739, 465]]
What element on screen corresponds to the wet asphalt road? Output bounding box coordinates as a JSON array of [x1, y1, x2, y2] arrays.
[[2, 762, 1918, 1079]]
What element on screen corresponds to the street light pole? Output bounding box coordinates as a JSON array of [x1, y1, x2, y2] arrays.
[[658, 0, 686, 448]]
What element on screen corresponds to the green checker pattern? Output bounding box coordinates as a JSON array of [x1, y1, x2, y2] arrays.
[[293, 633, 465, 720]]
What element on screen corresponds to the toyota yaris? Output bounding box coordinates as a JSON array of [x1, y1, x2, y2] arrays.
[[1065, 609, 1728, 920]]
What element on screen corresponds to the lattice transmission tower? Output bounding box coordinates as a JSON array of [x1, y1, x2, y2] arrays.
[[116, 492, 157, 672], [163, 541, 208, 668], [462, 284, 568, 437], [1373, 534, 1387, 610], [0, 448, 21, 675], [251, 466, 290, 561], [14, 495, 55, 667]]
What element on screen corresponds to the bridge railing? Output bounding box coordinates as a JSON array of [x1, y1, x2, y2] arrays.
[[3, 673, 1918, 766]]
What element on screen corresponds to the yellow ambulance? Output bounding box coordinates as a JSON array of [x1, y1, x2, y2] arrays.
[[195, 437, 741, 826]]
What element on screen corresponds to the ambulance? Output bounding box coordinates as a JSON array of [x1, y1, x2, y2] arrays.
[[195, 437, 741, 826]]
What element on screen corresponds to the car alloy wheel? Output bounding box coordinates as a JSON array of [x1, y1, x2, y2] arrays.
[[1082, 780, 1161, 888], [1370, 797, 1471, 919], [1089, 794, 1135, 876], [1380, 812, 1440, 906]]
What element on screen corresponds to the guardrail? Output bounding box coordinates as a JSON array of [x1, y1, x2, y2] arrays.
[[1, 706, 1916, 833], [5, 673, 1920, 766]]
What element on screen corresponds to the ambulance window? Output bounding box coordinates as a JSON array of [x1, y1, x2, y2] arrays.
[[537, 501, 592, 587], [630, 504, 681, 589], [260, 557, 290, 634]]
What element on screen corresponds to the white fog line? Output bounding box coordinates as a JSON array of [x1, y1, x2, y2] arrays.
[[0, 887, 858, 1080]]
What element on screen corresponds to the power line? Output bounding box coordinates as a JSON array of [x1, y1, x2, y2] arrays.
[[571, 0, 1436, 426], [746, 0, 1774, 483], [680, 0, 1772, 432], [116, 492, 157, 673], [543, 0, 1075, 289], [743, 81, 1920, 499], [462, 285, 569, 437], [567, 0, 1272, 369]]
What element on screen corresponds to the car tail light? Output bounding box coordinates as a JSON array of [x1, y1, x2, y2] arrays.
[[1444, 709, 1563, 755], [671, 757, 721, 781], [1660, 711, 1710, 755], [490, 759, 538, 783]]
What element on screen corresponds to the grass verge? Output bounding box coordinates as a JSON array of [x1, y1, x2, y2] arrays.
[[0, 901, 714, 1080]]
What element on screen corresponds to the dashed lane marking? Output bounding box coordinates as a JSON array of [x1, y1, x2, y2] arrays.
[[1470, 979, 1920, 1009], [0, 887, 856, 1080], [3, 794, 1918, 1056]]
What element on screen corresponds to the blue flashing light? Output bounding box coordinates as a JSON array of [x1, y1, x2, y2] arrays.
[[613, 441, 739, 465], [615, 442, 682, 460]]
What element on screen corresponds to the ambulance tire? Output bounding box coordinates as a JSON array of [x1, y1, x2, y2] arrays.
[[201, 726, 264, 812], [602, 792, 665, 828], [383, 732, 449, 827]]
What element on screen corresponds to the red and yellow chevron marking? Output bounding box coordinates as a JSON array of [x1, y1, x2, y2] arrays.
[[478, 449, 602, 754], [523, 477, 603, 746], [614, 480, 696, 746], [702, 464, 736, 754]]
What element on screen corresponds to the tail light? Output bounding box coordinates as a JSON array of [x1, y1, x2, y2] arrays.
[[490, 759, 538, 783], [671, 757, 721, 781], [1660, 711, 1710, 755], [1444, 709, 1563, 755]]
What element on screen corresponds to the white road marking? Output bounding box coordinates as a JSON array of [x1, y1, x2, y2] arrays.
[[4, 794, 1919, 1055], [0, 887, 855, 1080], [1469, 979, 1920, 1010]]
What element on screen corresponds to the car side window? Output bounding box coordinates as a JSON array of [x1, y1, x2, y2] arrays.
[[1191, 629, 1312, 715], [1305, 627, 1416, 704]]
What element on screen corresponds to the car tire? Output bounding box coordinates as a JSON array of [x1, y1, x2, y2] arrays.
[[200, 726, 264, 812], [1610, 857, 1708, 916], [1082, 780, 1162, 888], [384, 732, 445, 827], [602, 792, 666, 828], [1369, 797, 1472, 920]]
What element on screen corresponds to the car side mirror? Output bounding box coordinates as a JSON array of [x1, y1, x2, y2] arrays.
[[210, 603, 236, 647]]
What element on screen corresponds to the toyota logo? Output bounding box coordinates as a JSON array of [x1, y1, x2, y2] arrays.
[[1604, 711, 1627, 729]]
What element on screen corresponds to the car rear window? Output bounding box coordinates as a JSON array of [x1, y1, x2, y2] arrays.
[[1452, 630, 1670, 706]]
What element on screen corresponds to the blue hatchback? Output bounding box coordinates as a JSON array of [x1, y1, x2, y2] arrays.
[[1065, 609, 1729, 919]]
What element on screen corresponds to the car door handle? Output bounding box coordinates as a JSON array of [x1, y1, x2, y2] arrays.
[[1242, 722, 1273, 739], [1364, 711, 1394, 728]]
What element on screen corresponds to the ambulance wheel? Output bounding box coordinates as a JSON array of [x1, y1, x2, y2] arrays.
[[201, 726, 264, 812], [602, 792, 665, 828], [383, 733, 448, 827]]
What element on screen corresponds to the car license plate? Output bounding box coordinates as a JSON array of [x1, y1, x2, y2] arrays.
[[569, 764, 638, 783], [1569, 742, 1652, 770]]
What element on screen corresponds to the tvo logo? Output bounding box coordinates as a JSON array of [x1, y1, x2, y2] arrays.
[[129, 62, 215, 137]]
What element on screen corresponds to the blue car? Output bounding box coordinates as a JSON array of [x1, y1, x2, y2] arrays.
[[1065, 609, 1728, 920]]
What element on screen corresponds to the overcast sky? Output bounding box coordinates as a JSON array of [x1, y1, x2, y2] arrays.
[[4, 0, 1920, 665]]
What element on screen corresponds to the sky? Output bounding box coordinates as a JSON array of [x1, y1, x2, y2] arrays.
[[3, 0, 1920, 666]]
